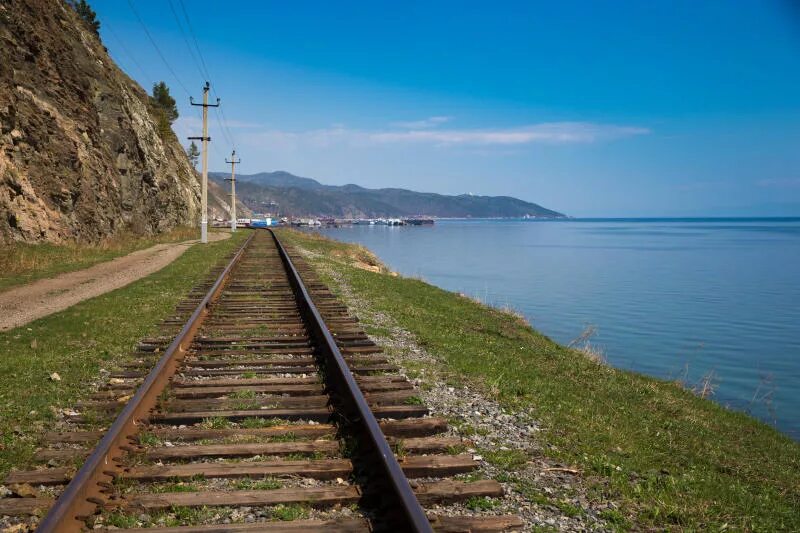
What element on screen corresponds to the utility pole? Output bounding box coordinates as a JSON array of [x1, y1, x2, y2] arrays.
[[188, 82, 220, 243], [225, 149, 240, 232]]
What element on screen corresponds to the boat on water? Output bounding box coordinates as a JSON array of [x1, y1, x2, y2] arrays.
[[403, 218, 435, 225]]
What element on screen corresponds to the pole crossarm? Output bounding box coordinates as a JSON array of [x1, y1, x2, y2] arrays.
[[190, 82, 220, 107], [187, 136, 211, 141]]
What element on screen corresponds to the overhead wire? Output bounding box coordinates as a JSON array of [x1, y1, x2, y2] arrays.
[[124, 0, 240, 165], [167, 0, 207, 82], [177, 0, 212, 82], [164, 0, 234, 158], [125, 0, 191, 97], [176, 0, 238, 151], [103, 20, 152, 83]]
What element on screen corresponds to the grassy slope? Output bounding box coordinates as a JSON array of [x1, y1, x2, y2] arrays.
[[277, 228, 800, 531], [0, 226, 202, 291], [0, 230, 248, 476]]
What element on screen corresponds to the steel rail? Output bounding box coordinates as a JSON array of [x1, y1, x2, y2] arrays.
[[268, 229, 433, 533], [37, 233, 255, 533]]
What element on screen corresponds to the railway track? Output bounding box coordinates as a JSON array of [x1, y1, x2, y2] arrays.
[[2, 230, 523, 532]]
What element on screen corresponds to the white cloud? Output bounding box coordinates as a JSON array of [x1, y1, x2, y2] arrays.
[[390, 116, 452, 129], [373, 122, 649, 145], [172, 116, 202, 141], [223, 120, 264, 129], [756, 178, 800, 189], [248, 121, 649, 150]]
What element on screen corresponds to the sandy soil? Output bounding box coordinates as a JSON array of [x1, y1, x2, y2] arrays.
[[0, 232, 231, 331]]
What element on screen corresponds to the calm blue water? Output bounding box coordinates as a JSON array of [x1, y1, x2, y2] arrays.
[[318, 218, 800, 439]]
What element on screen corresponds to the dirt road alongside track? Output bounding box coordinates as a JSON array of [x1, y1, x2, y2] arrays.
[[0, 232, 230, 331]]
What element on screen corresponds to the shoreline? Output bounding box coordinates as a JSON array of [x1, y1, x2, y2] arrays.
[[314, 220, 799, 440], [277, 227, 800, 531]]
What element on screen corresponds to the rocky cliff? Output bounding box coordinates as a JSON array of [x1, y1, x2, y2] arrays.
[[0, 0, 201, 243]]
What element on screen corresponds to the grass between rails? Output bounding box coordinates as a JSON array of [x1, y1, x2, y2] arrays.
[[0, 226, 202, 291], [277, 228, 800, 531], [0, 230, 248, 477]]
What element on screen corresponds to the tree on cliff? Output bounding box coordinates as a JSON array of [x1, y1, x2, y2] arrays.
[[151, 82, 179, 138], [68, 0, 100, 36], [187, 141, 200, 169], [151, 82, 179, 123]]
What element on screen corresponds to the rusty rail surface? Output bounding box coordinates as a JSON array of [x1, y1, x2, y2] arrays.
[[268, 229, 433, 532], [36, 233, 254, 532]]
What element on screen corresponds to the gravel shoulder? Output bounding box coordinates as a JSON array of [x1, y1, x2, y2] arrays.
[[298, 245, 615, 532], [0, 232, 230, 331]]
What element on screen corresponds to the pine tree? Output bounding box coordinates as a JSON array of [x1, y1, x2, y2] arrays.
[[150, 82, 179, 138], [187, 141, 200, 169], [70, 0, 100, 36], [151, 82, 179, 124]]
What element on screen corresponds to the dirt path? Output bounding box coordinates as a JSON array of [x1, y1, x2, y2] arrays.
[[0, 232, 231, 331]]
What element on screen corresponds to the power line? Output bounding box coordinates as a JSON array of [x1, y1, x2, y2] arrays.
[[175, 0, 238, 150], [216, 99, 238, 149], [213, 107, 235, 148], [178, 0, 212, 81], [126, 0, 191, 96], [167, 0, 206, 82], [103, 21, 151, 82]]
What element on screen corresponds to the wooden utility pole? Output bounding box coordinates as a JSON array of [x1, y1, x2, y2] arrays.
[[225, 150, 241, 232], [188, 82, 220, 243]]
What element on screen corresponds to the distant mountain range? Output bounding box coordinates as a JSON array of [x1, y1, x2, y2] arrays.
[[209, 171, 565, 219]]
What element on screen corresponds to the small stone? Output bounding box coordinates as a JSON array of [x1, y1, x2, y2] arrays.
[[10, 483, 38, 498], [244, 515, 255, 523], [472, 454, 483, 461], [137, 513, 151, 522], [49, 372, 61, 381]]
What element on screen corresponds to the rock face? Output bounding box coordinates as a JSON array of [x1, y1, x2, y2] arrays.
[[0, 0, 201, 243]]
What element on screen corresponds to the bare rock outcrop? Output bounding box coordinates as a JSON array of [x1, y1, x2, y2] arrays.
[[0, 0, 201, 243]]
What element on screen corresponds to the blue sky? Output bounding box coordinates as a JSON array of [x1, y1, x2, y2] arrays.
[[93, 0, 800, 216]]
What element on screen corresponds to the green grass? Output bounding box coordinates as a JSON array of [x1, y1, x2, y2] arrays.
[[402, 395, 424, 405], [277, 228, 800, 531], [240, 417, 287, 429], [229, 389, 257, 400], [151, 481, 201, 493], [0, 230, 248, 477], [104, 512, 139, 529], [200, 416, 231, 429], [234, 477, 282, 490], [269, 503, 309, 521], [0, 226, 209, 291], [481, 448, 529, 471], [465, 496, 498, 511], [138, 431, 163, 447]]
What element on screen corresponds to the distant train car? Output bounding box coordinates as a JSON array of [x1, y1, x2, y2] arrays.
[[248, 218, 274, 229]]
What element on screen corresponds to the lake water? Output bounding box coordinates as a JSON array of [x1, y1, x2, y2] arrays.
[[318, 218, 800, 439]]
